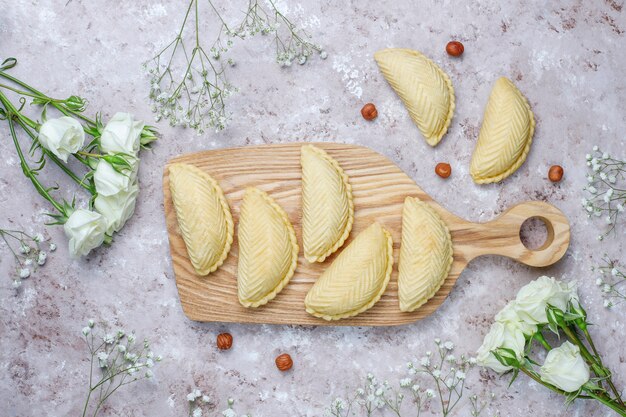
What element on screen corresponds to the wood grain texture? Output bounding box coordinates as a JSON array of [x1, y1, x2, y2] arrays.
[[163, 142, 571, 326]]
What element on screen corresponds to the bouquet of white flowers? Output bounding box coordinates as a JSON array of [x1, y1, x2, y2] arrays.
[[477, 276, 625, 415], [0, 58, 158, 257]]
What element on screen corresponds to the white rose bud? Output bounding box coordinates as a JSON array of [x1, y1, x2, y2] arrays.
[[476, 322, 526, 373], [63, 209, 107, 257], [100, 112, 144, 156], [514, 276, 571, 325], [93, 160, 135, 197], [94, 184, 139, 234], [540, 341, 590, 392], [38, 117, 85, 162]]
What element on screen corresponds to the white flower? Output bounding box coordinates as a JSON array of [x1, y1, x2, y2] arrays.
[[117, 344, 126, 353], [411, 384, 420, 393], [432, 369, 441, 378], [37, 251, 47, 266], [399, 378, 412, 387], [222, 409, 236, 417], [495, 301, 537, 336], [192, 407, 203, 417], [82, 326, 91, 336], [540, 341, 590, 392], [49, 243, 57, 251], [611, 268, 619, 276], [374, 388, 383, 396], [603, 284, 611, 293], [186, 392, 196, 402], [103, 333, 115, 344], [145, 370, 153, 378], [88, 319, 95, 328], [445, 354, 456, 363], [100, 112, 145, 156], [12, 280, 22, 289], [19, 268, 30, 279], [604, 299, 613, 308], [513, 276, 571, 325], [443, 341, 454, 350], [202, 395, 211, 403], [38, 117, 85, 162], [63, 209, 107, 257], [476, 322, 525, 373], [425, 389, 435, 398], [596, 278, 603, 286], [455, 371, 466, 380], [93, 160, 135, 197], [94, 184, 139, 234], [420, 356, 430, 367]]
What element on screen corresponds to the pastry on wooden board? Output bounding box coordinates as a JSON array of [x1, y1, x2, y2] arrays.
[[237, 187, 299, 308], [470, 77, 535, 184], [374, 48, 455, 147], [398, 197, 453, 312], [301, 144, 354, 263], [304, 222, 393, 321], [168, 163, 233, 276]]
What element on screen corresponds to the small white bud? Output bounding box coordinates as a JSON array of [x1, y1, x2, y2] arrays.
[[82, 327, 91, 336]]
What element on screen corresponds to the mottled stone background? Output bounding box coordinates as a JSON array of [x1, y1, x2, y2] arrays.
[[1, 0, 625, 416]]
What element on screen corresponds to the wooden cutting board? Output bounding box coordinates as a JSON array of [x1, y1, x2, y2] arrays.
[[163, 142, 570, 326]]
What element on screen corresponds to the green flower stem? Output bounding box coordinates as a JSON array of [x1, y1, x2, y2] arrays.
[[15, 115, 94, 193], [3, 106, 65, 216], [0, 70, 96, 126], [0, 89, 93, 193], [560, 323, 624, 405], [533, 332, 552, 351], [519, 366, 575, 397], [586, 390, 626, 417], [582, 327, 625, 407]]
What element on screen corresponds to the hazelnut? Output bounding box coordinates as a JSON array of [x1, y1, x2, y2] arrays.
[[548, 165, 564, 182], [435, 162, 452, 178], [446, 41, 464, 57], [216, 332, 233, 350], [275, 353, 293, 371], [361, 103, 378, 121]]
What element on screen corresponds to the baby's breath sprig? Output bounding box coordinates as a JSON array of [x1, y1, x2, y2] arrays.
[[592, 255, 626, 308], [582, 146, 626, 240], [145, 0, 325, 134], [326, 340, 495, 417], [186, 389, 250, 417], [81, 321, 161, 417], [0, 228, 54, 289]]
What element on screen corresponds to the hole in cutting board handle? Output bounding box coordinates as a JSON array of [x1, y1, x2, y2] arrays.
[[519, 216, 554, 251]]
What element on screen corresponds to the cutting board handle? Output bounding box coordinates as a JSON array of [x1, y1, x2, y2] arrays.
[[459, 201, 570, 267]]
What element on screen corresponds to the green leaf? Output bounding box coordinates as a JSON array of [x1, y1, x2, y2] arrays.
[[0, 57, 17, 71], [492, 348, 521, 368], [507, 368, 519, 388]]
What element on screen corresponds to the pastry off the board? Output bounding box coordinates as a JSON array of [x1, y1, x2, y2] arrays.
[[237, 187, 299, 308], [304, 222, 393, 321], [398, 197, 453, 312], [301, 144, 354, 263], [168, 163, 233, 276], [470, 77, 535, 184], [374, 48, 455, 146]]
